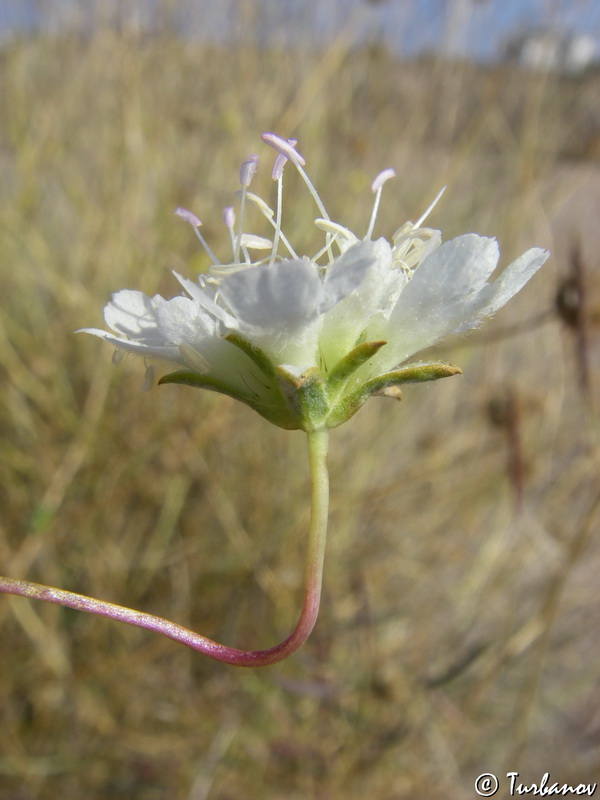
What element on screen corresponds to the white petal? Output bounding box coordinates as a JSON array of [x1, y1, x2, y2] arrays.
[[319, 239, 394, 367], [406, 234, 500, 301], [378, 244, 549, 369], [219, 258, 323, 332], [76, 327, 181, 360], [370, 235, 500, 365], [172, 271, 206, 303], [157, 296, 214, 346], [454, 247, 550, 331], [321, 240, 383, 312], [172, 271, 237, 329], [103, 290, 163, 339]]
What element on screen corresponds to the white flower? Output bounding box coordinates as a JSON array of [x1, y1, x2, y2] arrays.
[[79, 133, 549, 431]]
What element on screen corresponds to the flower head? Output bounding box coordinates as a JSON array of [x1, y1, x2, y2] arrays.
[[79, 132, 549, 431]]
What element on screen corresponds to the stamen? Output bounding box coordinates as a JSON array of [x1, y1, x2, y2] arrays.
[[392, 228, 442, 273], [272, 153, 287, 181], [262, 136, 307, 262], [414, 187, 446, 229], [366, 168, 396, 241], [270, 171, 284, 265], [371, 168, 396, 194], [270, 229, 297, 260], [391, 221, 413, 241], [314, 218, 358, 243], [237, 191, 274, 218], [222, 206, 235, 229], [236, 191, 297, 259], [312, 219, 358, 259], [261, 132, 306, 168], [175, 207, 202, 227], [263, 132, 333, 259], [295, 162, 330, 222], [234, 155, 261, 262], [239, 154, 259, 188], [209, 262, 258, 275], [240, 233, 272, 250], [223, 205, 236, 257], [175, 207, 221, 265], [271, 137, 298, 180], [236, 155, 260, 262]]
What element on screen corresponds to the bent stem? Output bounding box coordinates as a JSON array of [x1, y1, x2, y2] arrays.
[[0, 430, 330, 667]]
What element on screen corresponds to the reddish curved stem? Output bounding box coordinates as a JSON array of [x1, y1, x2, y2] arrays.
[[0, 430, 330, 667]]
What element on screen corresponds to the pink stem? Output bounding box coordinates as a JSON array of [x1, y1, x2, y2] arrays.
[[0, 430, 330, 667]]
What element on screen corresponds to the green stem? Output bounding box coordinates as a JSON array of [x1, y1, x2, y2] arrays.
[[0, 431, 330, 667]]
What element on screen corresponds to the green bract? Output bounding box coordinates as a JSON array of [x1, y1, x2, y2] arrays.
[[159, 335, 462, 431]]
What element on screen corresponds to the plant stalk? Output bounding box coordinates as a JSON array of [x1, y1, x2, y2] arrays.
[[0, 430, 330, 667]]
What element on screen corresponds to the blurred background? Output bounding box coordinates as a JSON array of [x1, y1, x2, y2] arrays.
[[0, 1, 599, 798]]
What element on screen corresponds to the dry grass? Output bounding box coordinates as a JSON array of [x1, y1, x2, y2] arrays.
[[1, 10, 599, 799]]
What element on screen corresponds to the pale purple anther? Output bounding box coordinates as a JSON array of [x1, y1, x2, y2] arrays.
[[371, 168, 396, 193], [271, 137, 300, 180], [262, 132, 306, 169], [272, 153, 287, 181], [175, 207, 202, 227], [222, 205, 235, 230], [240, 154, 259, 187]]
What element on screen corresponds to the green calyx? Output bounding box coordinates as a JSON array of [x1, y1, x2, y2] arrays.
[[158, 336, 462, 432]]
